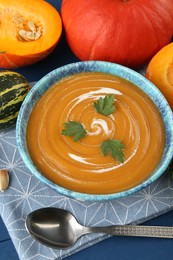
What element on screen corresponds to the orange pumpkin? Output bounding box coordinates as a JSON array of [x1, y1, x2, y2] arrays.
[[146, 42, 173, 110], [0, 0, 62, 69], [61, 0, 173, 68]]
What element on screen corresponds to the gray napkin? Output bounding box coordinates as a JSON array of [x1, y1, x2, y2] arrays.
[[0, 126, 173, 260]]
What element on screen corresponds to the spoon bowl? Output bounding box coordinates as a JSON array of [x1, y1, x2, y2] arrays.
[[26, 207, 85, 248], [26, 207, 173, 249]]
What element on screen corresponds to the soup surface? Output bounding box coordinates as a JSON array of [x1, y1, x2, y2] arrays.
[[26, 72, 165, 194]]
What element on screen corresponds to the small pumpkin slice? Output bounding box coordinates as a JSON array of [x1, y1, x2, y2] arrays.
[[0, 0, 62, 68]]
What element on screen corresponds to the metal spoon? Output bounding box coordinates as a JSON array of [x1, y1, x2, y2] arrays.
[[26, 207, 173, 249]]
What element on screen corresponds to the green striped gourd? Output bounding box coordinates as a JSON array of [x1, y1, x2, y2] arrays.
[[0, 71, 30, 130]]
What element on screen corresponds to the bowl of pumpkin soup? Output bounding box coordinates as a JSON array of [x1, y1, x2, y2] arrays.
[[16, 61, 173, 201]]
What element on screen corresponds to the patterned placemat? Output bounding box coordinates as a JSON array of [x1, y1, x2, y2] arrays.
[[0, 126, 173, 259]]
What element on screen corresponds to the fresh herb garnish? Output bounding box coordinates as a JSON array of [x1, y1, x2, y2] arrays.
[[101, 139, 125, 163], [94, 94, 115, 116], [61, 121, 87, 142]]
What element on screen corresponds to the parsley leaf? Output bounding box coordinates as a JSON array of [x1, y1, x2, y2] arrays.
[[101, 139, 125, 163], [94, 94, 115, 116], [61, 121, 87, 142]]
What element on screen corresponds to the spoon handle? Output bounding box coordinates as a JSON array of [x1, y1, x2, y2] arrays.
[[89, 225, 173, 239]]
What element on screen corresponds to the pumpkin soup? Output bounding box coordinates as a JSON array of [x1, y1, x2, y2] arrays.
[[26, 72, 165, 194]]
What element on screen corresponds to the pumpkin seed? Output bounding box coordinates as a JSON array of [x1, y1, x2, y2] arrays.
[[26, 31, 41, 40], [28, 21, 36, 32], [18, 21, 42, 41], [0, 169, 9, 191], [18, 29, 28, 41], [19, 28, 41, 41]]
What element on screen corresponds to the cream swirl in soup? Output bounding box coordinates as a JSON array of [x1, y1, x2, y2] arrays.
[[26, 72, 165, 194]]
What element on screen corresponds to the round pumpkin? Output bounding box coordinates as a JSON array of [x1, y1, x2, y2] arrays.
[[61, 0, 173, 68], [0, 71, 30, 130], [146, 42, 173, 110], [0, 0, 62, 69]]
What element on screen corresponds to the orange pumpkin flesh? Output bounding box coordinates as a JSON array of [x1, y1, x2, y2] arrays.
[[0, 0, 62, 68]]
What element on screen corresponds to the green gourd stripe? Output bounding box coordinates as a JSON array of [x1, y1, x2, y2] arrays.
[[0, 71, 20, 77], [0, 119, 17, 130], [0, 102, 22, 120], [0, 87, 29, 108], [0, 111, 18, 123], [0, 83, 29, 95], [0, 100, 25, 120], [0, 71, 30, 130], [0, 73, 28, 91], [0, 71, 26, 78]]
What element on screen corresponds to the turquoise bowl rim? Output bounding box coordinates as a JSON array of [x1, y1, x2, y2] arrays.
[[16, 61, 173, 201]]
